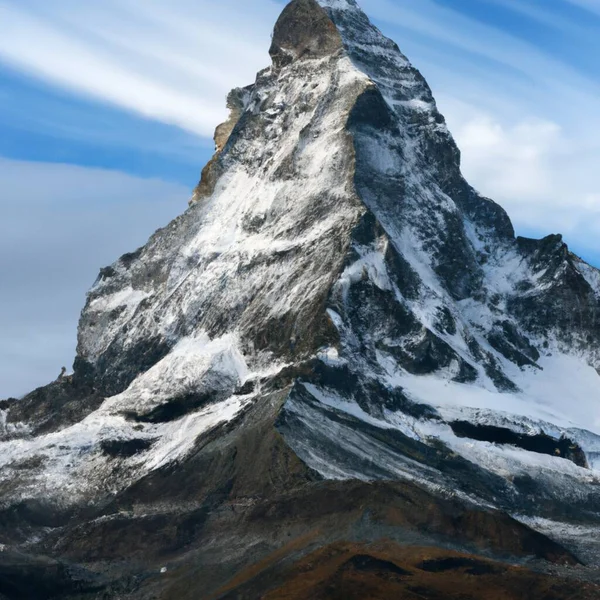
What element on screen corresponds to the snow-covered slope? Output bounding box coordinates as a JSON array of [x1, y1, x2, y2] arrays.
[[2, 0, 600, 592]]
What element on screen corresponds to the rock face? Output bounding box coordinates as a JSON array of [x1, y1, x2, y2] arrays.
[[2, 0, 600, 597], [269, 0, 343, 68]]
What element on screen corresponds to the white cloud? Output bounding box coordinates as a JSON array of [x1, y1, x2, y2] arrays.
[[457, 114, 561, 200], [0, 158, 188, 398], [0, 0, 280, 136], [442, 100, 600, 247]]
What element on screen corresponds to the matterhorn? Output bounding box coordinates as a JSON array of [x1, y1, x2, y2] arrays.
[[1, 1, 600, 598]]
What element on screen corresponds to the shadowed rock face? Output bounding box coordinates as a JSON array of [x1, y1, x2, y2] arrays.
[[2, 0, 600, 598], [450, 421, 589, 468]]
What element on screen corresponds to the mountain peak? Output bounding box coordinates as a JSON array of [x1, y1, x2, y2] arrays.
[[269, 0, 343, 68], [2, 1, 600, 596]]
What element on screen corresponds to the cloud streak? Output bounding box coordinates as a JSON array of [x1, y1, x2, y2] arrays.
[[358, 0, 600, 260], [0, 0, 280, 136], [565, 0, 600, 16]]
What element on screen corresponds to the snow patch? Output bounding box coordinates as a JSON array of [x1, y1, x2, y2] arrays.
[[88, 287, 150, 314]]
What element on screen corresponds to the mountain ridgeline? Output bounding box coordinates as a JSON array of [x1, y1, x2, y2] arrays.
[[1, 1, 600, 598]]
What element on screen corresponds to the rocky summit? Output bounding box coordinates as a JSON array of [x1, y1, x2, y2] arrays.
[[2, 1, 600, 598]]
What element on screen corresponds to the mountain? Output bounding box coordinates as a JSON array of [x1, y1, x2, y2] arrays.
[[1, 0, 600, 598]]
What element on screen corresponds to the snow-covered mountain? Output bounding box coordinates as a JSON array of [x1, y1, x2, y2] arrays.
[[2, 1, 600, 597]]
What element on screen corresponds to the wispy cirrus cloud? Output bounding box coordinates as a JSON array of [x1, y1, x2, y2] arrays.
[[361, 0, 600, 109], [360, 0, 600, 261], [0, 0, 280, 136], [564, 0, 600, 16]]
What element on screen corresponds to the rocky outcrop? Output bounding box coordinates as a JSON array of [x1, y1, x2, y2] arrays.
[[269, 0, 343, 68], [190, 85, 254, 204]]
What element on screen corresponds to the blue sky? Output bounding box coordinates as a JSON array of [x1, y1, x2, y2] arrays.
[[1, 0, 600, 397]]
